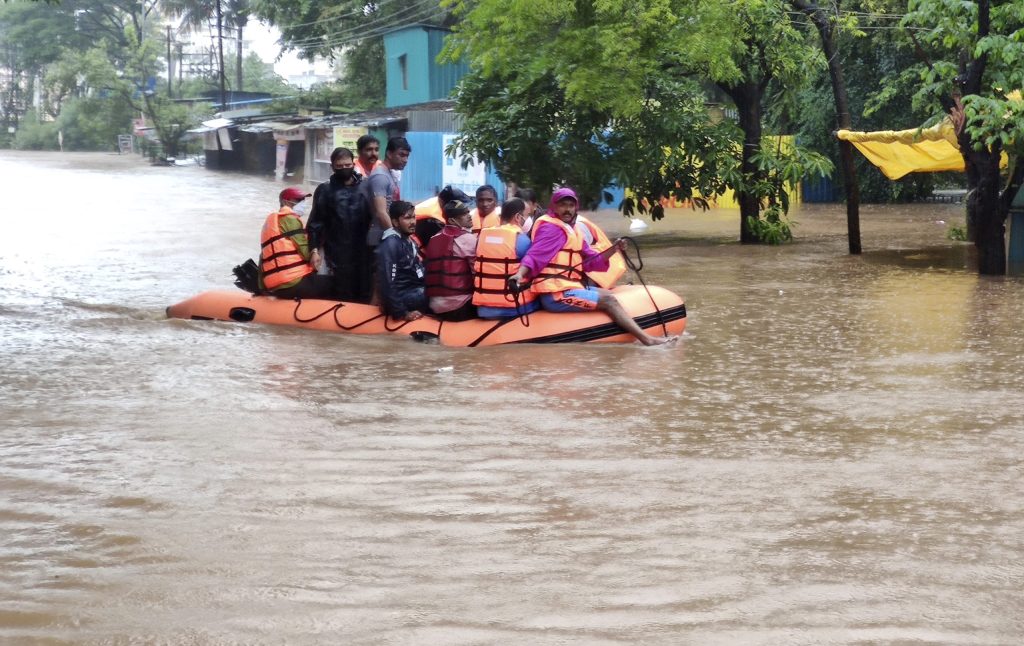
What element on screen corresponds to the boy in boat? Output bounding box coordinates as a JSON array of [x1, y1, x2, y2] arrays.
[[472, 198, 540, 319], [258, 187, 335, 300], [509, 187, 672, 346], [377, 201, 428, 321], [470, 185, 501, 234]]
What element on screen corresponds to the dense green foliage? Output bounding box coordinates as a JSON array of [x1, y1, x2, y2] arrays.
[[890, 0, 1024, 273], [784, 0, 943, 202], [444, 0, 832, 243], [0, 0, 308, 154], [0, 0, 210, 154], [449, 73, 741, 215]]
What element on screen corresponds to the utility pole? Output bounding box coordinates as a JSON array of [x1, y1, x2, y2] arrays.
[[166, 24, 173, 98], [216, 0, 226, 111]]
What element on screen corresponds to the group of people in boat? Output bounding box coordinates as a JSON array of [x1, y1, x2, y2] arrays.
[[257, 135, 671, 345]]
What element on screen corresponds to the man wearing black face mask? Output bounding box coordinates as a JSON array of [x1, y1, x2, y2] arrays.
[[306, 147, 373, 302]]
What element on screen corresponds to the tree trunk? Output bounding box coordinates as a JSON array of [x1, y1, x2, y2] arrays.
[[793, 0, 861, 254], [957, 0, 1004, 273], [722, 80, 764, 244], [964, 146, 1005, 274], [838, 141, 861, 253]]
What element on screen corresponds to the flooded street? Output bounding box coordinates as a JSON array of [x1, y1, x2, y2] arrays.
[[1, 150, 1022, 644]]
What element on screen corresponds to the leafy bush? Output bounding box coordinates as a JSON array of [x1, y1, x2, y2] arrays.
[[746, 205, 795, 245], [947, 224, 968, 241], [12, 111, 60, 150], [56, 96, 135, 151]]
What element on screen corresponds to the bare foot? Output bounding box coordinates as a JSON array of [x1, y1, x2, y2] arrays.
[[640, 334, 677, 346]]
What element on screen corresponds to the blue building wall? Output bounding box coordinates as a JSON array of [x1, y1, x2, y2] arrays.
[[384, 28, 431, 107], [384, 26, 467, 107], [802, 174, 839, 203], [598, 186, 626, 210], [427, 29, 469, 102], [399, 132, 443, 203], [400, 131, 504, 204]]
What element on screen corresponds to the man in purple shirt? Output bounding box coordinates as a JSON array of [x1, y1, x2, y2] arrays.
[[510, 187, 672, 346]]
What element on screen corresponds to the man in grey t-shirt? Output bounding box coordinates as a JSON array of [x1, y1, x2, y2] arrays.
[[363, 136, 412, 247]]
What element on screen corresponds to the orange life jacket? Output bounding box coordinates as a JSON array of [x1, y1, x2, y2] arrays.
[[529, 215, 586, 294], [471, 207, 501, 234], [260, 207, 314, 291], [415, 196, 444, 222], [576, 215, 627, 289], [472, 224, 536, 307], [354, 158, 382, 178]]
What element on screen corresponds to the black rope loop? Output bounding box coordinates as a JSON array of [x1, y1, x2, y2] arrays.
[[291, 299, 389, 331], [616, 236, 668, 337]]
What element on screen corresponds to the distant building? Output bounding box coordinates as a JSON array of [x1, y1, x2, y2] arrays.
[[286, 69, 334, 90]]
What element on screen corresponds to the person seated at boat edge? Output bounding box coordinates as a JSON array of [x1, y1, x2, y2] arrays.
[[470, 184, 501, 234], [377, 201, 428, 321], [414, 184, 470, 246], [307, 147, 373, 303], [259, 187, 335, 300], [509, 187, 671, 346], [472, 198, 541, 319], [423, 200, 478, 321]]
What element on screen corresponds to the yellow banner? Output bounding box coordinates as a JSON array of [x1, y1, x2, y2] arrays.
[[332, 126, 367, 152]]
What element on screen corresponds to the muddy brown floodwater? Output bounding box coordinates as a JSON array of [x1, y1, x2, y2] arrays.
[[1, 151, 1022, 644]]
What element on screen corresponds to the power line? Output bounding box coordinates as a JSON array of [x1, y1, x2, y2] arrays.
[[283, 0, 441, 49], [278, 0, 440, 46], [269, 0, 423, 33]]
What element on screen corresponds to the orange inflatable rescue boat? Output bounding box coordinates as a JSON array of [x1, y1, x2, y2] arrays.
[[166, 285, 686, 347]]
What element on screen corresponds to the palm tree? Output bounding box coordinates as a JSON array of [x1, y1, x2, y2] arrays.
[[162, 0, 250, 91]]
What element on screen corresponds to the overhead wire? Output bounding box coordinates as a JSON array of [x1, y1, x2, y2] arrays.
[[784, 11, 930, 32], [174, 0, 445, 54], [267, 0, 419, 33], [281, 0, 443, 49]]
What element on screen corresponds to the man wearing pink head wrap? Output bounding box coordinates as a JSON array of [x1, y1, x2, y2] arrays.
[[510, 187, 672, 346]]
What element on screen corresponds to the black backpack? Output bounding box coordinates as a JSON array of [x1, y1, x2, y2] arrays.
[[232, 258, 262, 295]]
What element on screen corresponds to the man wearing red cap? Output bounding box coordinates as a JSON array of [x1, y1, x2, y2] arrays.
[[258, 187, 334, 299]]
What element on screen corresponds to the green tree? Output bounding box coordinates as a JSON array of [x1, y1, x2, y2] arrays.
[[240, 51, 290, 94], [879, 0, 1024, 274], [2, 0, 210, 153], [786, 1, 940, 204], [0, 0, 88, 132], [444, 0, 831, 242], [63, 1, 208, 155]]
